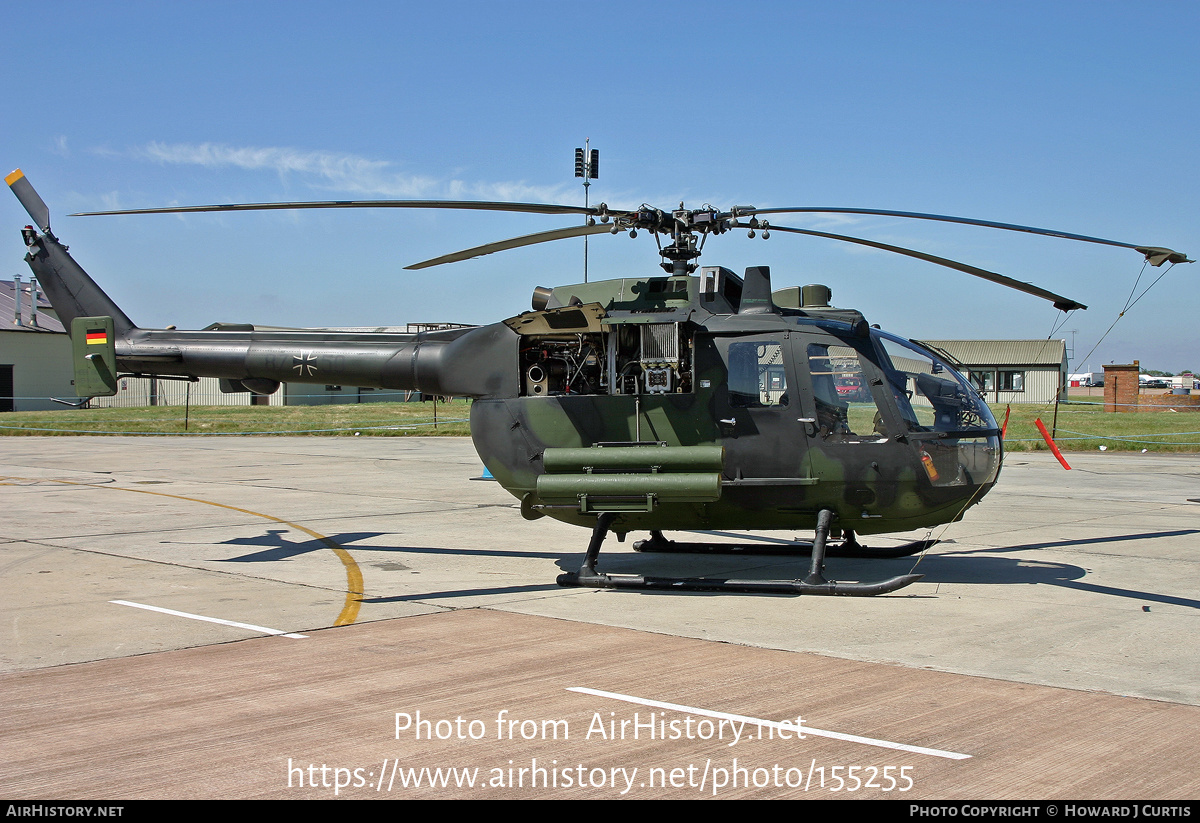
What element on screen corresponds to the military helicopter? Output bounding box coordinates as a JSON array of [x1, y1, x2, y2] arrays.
[[7, 168, 1190, 596]]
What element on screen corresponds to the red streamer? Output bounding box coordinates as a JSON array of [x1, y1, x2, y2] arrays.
[[1035, 418, 1072, 470]]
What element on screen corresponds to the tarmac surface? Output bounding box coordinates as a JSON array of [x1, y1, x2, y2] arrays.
[[2, 436, 1198, 799]]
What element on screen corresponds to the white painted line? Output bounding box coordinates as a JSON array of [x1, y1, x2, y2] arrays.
[[567, 687, 971, 760], [111, 600, 308, 639]]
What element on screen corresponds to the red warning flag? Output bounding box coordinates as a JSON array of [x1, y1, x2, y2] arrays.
[[1035, 418, 1072, 470]]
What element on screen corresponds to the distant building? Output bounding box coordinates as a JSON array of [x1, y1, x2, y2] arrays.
[[1068, 372, 1104, 388], [0, 277, 75, 411], [88, 375, 284, 408], [916, 339, 1068, 405], [281, 383, 419, 405]]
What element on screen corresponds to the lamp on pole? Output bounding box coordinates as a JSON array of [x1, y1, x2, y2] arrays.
[[574, 140, 599, 282]]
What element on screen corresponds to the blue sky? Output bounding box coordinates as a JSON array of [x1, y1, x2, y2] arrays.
[[3, 0, 1197, 372]]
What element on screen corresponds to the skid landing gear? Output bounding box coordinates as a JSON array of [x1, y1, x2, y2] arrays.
[[632, 529, 936, 559], [556, 509, 924, 596]]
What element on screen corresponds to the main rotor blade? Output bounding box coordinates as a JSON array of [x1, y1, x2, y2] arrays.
[[405, 222, 617, 270], [6, 169, 51, 233], [71, 199, 602, 218], [740, 207, 1190, 267], [757, 222, 1088, 311]]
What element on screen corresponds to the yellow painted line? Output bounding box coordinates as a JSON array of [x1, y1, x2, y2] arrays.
[[2, 475, 363, 626]]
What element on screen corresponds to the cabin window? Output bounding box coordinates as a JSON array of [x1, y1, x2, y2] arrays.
[[969, 370, 995, 393], [998, 371, 1024, 392], [728, 341, 787, 407]]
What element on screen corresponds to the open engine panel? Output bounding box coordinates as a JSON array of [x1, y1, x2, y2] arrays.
[[519, 322, 693, 398]]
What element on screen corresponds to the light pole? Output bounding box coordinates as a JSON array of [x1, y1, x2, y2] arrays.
[[574, 140, 598, 282]]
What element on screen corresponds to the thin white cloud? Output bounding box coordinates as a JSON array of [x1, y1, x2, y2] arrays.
[[130, 142, 571, 202], [98, 191, 126, 211]]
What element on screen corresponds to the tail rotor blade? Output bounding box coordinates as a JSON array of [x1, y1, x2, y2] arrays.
[[6, 169, 51, 233]]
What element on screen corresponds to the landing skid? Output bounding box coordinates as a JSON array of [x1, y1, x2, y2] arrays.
[[556, 510, 924, 596], [632, 530, 936, 559]]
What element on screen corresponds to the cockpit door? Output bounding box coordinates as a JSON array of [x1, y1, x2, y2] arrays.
[[794, 336, 902, 517], [695, 332, 805, 480]]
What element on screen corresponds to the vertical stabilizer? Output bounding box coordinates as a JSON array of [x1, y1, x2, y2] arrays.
[[71, 316, 119, 397]]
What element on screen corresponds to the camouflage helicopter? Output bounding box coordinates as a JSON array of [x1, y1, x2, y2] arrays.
[[7, 168, 1190, 596]]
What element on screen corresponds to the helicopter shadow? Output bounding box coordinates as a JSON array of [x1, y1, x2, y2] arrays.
[[360, 583, 564, 604], [213, 530, 566, 564], [579, 528, 1200, 609], [210, 528, 568, 602], [214, 530, 388, 563], [916, 528, 1200, 609], [205, 527, 1200, 610]]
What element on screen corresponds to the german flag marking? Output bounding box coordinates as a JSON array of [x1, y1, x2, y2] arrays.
[[85, 330, 108, 345]]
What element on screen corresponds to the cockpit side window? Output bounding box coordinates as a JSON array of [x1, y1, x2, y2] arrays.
[[872, 331, 998, 434], [806, 343, 887, 440]]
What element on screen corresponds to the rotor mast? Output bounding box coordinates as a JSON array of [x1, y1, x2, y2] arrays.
[[660, 206, 713, 277]]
